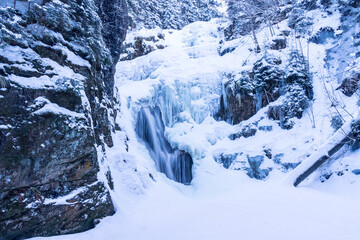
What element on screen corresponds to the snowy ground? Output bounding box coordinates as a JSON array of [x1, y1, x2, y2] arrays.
[[33, 172, 360, 240], [32, 12, 360, 240]]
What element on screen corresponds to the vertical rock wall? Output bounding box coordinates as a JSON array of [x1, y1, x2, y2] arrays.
[[0, 0, 128, 238]]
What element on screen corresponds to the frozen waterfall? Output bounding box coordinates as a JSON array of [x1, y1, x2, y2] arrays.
[[136, 107, 193, 184]]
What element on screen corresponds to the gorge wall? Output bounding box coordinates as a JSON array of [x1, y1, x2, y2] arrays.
[[0, 0, 127, 238]]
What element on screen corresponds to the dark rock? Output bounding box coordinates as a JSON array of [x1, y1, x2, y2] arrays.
[[219, 46, 236, 56], [264, 148, 272, 159], [259, 125, 273, 132], [336, 73, 360, 97], [0, 182, 114, 240], [214, 153, 239, 169], [95, 0, 128, 96], [273, 153, 284, 164], [246, 155, 270, 180], [320, 172, 333, 182], [267, 105, 281, 121], [229, 124, 257, 140], [282, 162, 301, 170], [219, 91, 256, 125], [270, 36, 287, 50], [242, 125, 257, 138], [121, 35, 166, 61], [352, 169, 360, 175], [217, 73, 256, 125], [0, 0, 129, 237]]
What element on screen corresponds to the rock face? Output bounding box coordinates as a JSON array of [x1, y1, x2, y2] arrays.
[[337, 73, 360, 97], [0, 0, 128, 238], [218, 49, 312, 128], [95, 0, 128, 96]]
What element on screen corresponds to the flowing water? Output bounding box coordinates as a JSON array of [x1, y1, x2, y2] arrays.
[[136, 106, 193, 184]]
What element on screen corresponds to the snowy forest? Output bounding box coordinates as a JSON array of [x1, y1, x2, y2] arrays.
[[0, 0, 360, 239]]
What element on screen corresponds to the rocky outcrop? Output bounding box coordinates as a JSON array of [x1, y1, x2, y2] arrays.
[[0, 0, 128, 238], [337, 73, 360, 97], [121, 32, 166, 61], [218, 73, 257, 125], [217, 54, 285, 125], [219, 49, 312, 128]]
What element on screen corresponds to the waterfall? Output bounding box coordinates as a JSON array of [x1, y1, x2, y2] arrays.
[[136, 107, 193, 185]]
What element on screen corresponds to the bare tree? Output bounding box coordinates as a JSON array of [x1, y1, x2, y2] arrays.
[[227, 0, 281, 52]]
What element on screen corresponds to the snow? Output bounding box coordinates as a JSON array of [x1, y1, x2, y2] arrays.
[[0, 45, 31, 63], [32, 97, 85, 118], [308, 8, 342, 35], [0, 124, 12, 129], [53, 44, 91, 68], [285, 114, 359, 186], [31, 4, 360, 240], [8, 74, 55, 89], [32, 173, 360, 240], [2, 45, 86, 89]]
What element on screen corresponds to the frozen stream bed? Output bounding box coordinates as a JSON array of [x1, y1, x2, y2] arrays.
[[33, 171, 360, 240]]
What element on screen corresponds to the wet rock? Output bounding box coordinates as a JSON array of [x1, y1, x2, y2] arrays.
[[246, 155, 270, 180], [214, 153, 239, 169], [172, 150, 193, 185]]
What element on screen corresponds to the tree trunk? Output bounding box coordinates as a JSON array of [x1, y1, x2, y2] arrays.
[[252, 27, 261, 53]]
